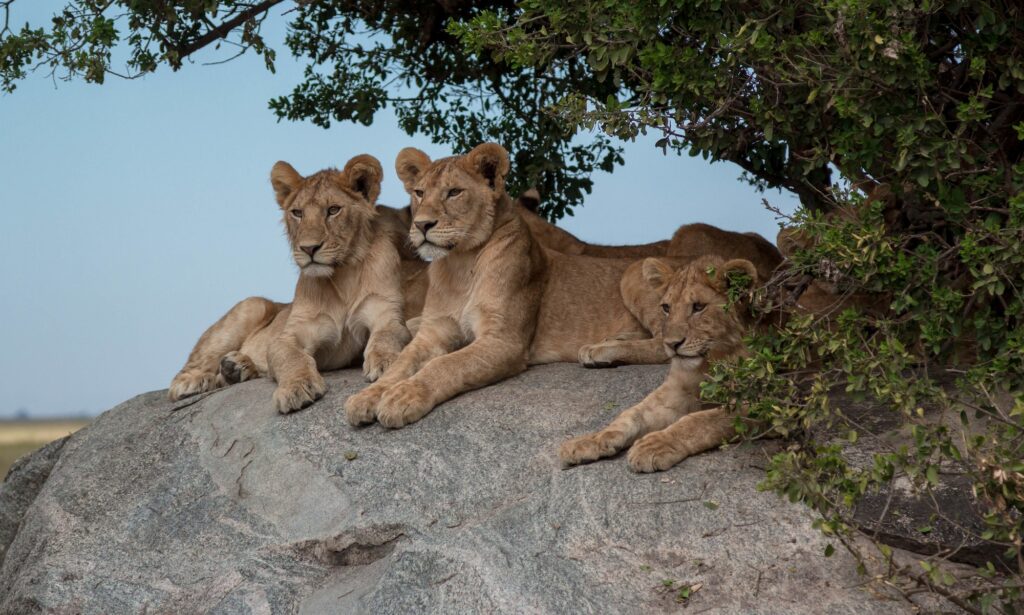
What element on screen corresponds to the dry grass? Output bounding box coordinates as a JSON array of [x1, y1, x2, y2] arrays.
[[0, 420, 90, 478]]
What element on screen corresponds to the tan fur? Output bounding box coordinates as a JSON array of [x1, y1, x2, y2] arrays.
[[168, 155, 418, 413], [344, 144, 673, 429], [388, 184, 674, 317], [576, 223, 782, 367], [560, 256, 762, 472]]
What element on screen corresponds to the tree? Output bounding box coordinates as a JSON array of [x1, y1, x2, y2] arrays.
[[0, 0, 621, 219]]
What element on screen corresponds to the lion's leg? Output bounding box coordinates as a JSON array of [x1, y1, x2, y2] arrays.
[[559, 376, 692, 466], [374, 333, 528, 429], [344, 317, 461, 426], [579, 337, 668, 367], [168, 297, 285, 400], [266, 317, 334, 415], [627, 406, 736, 473], [219, 351, 260, 385], [602, 330, 647, 342], [359, 297, 413, 383], [574, 260, 671, 368]]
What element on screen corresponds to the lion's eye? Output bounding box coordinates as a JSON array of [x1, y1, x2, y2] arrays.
[[327, 205, 341, 216], [290, 209, 303, 219], [414, 189, 424, 199], [692, 302, 706, 313], [661, 303, 670, 314], [447, 188, 463, 199]]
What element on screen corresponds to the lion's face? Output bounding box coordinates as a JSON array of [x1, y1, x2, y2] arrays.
[[394, 143, 511, 262], [643, 257, 757, 366], [270, 155, 384, 277]]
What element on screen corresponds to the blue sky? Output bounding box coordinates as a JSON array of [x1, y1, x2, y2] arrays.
[[0, 5, 796, 418]]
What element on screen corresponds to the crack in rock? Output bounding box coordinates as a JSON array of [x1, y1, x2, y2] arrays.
[[295, 525, 406, 568]]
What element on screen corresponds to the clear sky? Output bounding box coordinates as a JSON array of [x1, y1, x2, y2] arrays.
[[0, 5, 797, 418]]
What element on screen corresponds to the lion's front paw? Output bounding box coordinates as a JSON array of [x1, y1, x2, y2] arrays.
[[344, 385, 385, 426], [273, 372, 326, 414], [362, 347, 399, 383], [220, 351, 258, 385], [578, 342, 624, 368], [627, 431, 687, 473], [168, 370, 221, 401], [376, 380, 434, 429], [558, 430, 625, 467]]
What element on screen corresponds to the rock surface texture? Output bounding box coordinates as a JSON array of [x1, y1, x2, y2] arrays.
[[0, 364, 916, 614]]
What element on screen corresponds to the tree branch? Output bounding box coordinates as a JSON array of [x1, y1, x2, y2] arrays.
[[170, 0, 285, 60]]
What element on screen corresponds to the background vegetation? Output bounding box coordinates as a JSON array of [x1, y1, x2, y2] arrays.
[[3, 0, 1022, 610], [0, 420, 88, 477]]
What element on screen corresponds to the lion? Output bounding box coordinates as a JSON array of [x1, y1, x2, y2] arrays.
[[343, 143, 689, 429], [576, 222, 782, 367], [167, 155, 420, 413], [559, 256, 765, 472]]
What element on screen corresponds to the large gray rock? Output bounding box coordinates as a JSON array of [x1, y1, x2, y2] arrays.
[[0, 365, 916, 614]]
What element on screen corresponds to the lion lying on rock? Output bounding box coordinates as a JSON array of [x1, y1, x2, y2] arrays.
[[579, 223, 781, 366], [168, 155, 417, 413], [343, 144, 779, 429], [560, 256, 769, 472], [344, 143, 672, 428]]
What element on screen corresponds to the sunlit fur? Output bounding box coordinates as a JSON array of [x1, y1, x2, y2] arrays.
[[169, 155, 415, 413], [573, 222, 781, 369], [646, 256, 756, 363], [559, 256, 763, 473], [272, 160, 380, 274], [344, 143, 711, 430], [397, 147, 505, 261]]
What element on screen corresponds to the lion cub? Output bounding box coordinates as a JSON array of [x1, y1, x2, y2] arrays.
[[344, 143, 676, 429], [560, 256, 765, 472], [168, 155, 414, 413], [577, 224, 781, 367]]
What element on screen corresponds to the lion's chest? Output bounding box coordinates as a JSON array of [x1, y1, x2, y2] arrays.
[[314, 305, 372, 369], [426, 257, 486, 343]]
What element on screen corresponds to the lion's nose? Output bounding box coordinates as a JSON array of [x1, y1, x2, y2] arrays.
[[300, 243, 322, 257], [414, 220, 437, 235], [667, 337, 687, 351]]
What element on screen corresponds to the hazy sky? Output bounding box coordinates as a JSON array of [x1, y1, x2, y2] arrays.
[[0, 5, 797, 418]]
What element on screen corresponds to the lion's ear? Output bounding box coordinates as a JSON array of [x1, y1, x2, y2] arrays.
[[465, 142, 510, 191], [641, 258, 675, 289], [270, 161, 303, 207], [342, 154, 383, 203], [714, 259, 759, 292], [395, 148, 431, 194]]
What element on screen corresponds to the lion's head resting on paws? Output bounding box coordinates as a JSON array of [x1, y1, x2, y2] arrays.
[[271, 155, 384, 277], [395, 143, 511, 262], [642, 256, 759, 365]]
